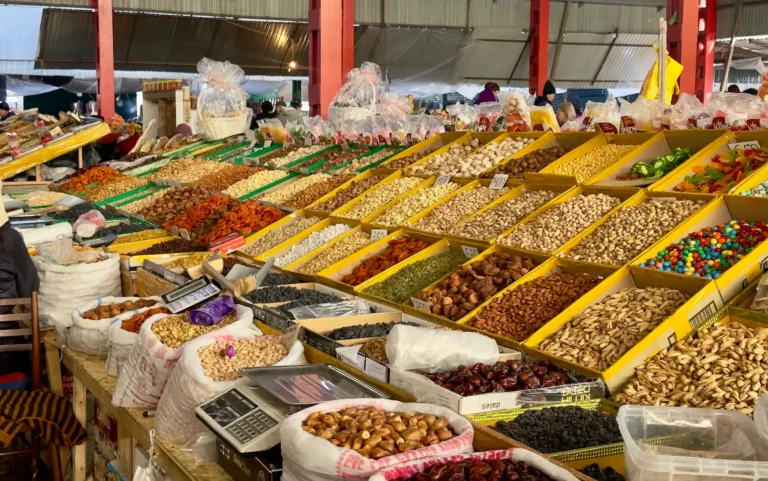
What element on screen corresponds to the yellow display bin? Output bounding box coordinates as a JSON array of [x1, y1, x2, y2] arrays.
[[304, 170, 398, 217], [377, 132, 466, 172], [330, 175, 433, 222], [404, 132, 506, 177], [235, 209, 327, 262]]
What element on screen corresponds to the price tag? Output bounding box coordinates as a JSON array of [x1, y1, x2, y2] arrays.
[[490, 174, 509, 189], [363, 358, 389, 382], [299, 168, 310, 175], [371, 229, 388, 241], [50, 126, 64, 138], [304, 137, 312, 146], [410, 297, 431, 313], [728, 141, 761, 150], [262, 140, 272, 148], [434, 175, 452, 186], [462, 245, 480, 258]]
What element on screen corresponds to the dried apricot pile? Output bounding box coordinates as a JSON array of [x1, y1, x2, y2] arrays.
[[341, 237, 431, 286], [60, 165, 121, 194], [163, 195, 235, 232], [121, 306, 171, 333], [196, 202, 284, 245]]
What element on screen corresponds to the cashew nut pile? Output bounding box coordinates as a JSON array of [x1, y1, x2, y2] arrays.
[[199, 338, 288, 382], [410, 137, 534, 176], [150, 313, 237, 348], [564, 198, 706, 266], [302, 407, 456, 459], [372, 183, 460, 227], [342, 177, 424, 219], [500, 194, 620, 253], [614, 322, 768, 414], [537, 287, 690, 371], [451, 190, 557, 241], [266, 145, 327, 168]]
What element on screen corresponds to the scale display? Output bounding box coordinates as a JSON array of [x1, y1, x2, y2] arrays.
[[161, 276, 220, 313]]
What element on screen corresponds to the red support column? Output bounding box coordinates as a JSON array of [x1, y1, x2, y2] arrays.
[[309, 0, 355, 118], [529, 0, 550, 96], [93, 0, 115, 121], [667, 0, 698, 96], [696, 0, 716, 101]]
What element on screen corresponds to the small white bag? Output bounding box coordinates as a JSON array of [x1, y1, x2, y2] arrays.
[[112, 305, 257, 408]]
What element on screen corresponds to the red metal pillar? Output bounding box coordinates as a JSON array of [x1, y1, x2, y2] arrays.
[[696, 0, 716, 101], [93, 0, 115, 120], [309, 0, 355, 118], [667, 0, 698, 96], [529, 0, 550, 96]]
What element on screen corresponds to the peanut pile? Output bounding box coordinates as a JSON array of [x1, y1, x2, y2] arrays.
[[373, 183, 460, 227], [302, 407, 456, 459], [451, 190, 557, 241], [15, 190, 69, 207], [84, 175, 149, 203], [243, 216, 323, 257], [500, 194, 620, 253], [199, 338, 288, 382], [298, 231, 374, 275], [151, 313, 237, 348], [538, 287, 690, 371], [564, 198, 705, 266], [342, 177, 423, 219], [614, 322, 768, 414], [409, 186, 507, 234], [224, 170, 289, 198]]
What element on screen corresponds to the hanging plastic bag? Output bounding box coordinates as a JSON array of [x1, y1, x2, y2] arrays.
[[196, 58, 250, 140], [474, 102, 503, 132], [329, 62, 382, 122], [377, 91, 411, 124], [501, 91, 531, 131], [640, 45, 683, 105], [618, 96, 658, 133], [446, 103, 477, 131], [584, 96, 620, 134], [530, 105, 560, 132]]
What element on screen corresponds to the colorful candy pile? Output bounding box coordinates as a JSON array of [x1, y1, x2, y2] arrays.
[[638, 220, 768, 278], [739, 180, 768, 197], [675, 147, 768, 194]]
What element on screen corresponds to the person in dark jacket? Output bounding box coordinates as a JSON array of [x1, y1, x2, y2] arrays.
[[474, 82, 500, 105], [534, 80, 557, 106], [0, 181, 40, 376], [250, 100, 277, 129], [0, 101, 15, 122]]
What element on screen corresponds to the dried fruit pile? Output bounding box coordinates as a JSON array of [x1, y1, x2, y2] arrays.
[[81, 299, 157, 320], [426, 360, 570, 395], [162, 195, 235, 232], [675, 147, 768, 194], [196, 202, 284, 245], [59, 165, 121, 193], [341, 237, 431, 286]]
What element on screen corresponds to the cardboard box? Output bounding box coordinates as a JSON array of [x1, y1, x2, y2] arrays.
[[631, 195, 768, 302], [524, 266, 724, 394], [586, 130, 726, 189], [389, 360, 605, 416]]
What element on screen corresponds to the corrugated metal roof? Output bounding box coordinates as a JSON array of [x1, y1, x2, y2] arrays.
[[36, 9, 309, 75], [717, 2, 768, 39], [470, 0, 530, 30], [565, 2, 663, 34], [384, 0, 467, 28]]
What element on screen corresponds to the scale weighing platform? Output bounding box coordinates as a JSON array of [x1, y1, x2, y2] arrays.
[[195, 364, 389, 481]]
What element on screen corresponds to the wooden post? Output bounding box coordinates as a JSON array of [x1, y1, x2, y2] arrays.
[[720, 0, 743, 92], [72, 378, 87, 481]]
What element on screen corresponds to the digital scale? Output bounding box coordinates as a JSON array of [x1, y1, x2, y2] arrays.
[[195, 364, 389, 454], [160, 276, 221, 313], [74, 233, 117, 248]]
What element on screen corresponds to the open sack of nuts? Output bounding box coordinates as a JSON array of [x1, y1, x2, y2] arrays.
[[105, 305, 172, 377], [68, 296, 162, 357], [112, 303, 257, 408], [369, 448, 578, 481], [280, 399, 474, 481], [155, 328, 305, 444]]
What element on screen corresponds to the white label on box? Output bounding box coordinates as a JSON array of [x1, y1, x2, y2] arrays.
[[335, 345, 365, 370], [462, 245, 480, 258], [371, 229, 387, 241], [300, 168, 310, 174], [264, 140, 273, 148], [411, 297, 431, 312], [728, 141, 761, 150], [434, 175, 452, 186], [490, 174, 509, 189], [364, 358, 389, 382], [179, 228, 191, 241]]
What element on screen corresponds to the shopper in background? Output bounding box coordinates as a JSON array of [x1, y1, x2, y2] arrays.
[[0, 181, 39, 377], [474, 82, 500, 105], [744, 88, 759, 95], [275, 100, 305, 126], [568, 95, 583, 116], [534, 80, 557, 106], [254, 101, 276, 121], [557, 102, 577, 126], [290, 99, 303, 111], [0, 102, 15, 122], [727, 84, 741, 93]]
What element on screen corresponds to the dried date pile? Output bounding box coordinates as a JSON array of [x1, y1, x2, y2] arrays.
[[392, 460, 557, 481], [426, 360, 569, 396]]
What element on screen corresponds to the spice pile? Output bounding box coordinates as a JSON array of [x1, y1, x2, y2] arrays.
[[495, 406, 622, 453], [341, 237, 431, 286], [538, 287, 690, 371], [638, 219, 768, 279], [363, 251, 468, 303], [413, 252, 537, 320]]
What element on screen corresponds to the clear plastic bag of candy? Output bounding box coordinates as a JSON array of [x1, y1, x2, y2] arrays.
[[500, 91, 531, 132], [618, 96, 658, 133], [582, 96, 620, 134], [474, 102, 502, 132]]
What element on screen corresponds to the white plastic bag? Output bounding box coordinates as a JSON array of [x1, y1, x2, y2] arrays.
[[280, 399, 473, 481], [369, 449, 578, 481], [112, 305, 256, 408], [155, 329, 305, 443], [68, 296, 160, 356], [385, 325, 499, 373], [33, 252, 121, 341]]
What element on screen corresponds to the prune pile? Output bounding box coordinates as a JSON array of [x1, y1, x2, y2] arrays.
[[581, 464, 625, 481], [426, 360, 569, 396], [495, 406, 622, 453], [393, 459, 556, 481], [131, 238, 206, 255], [244, 286, 343, 306], [328, 321, 418, 340], [52, 202, 123, 222], [99, 222, 153, 236]]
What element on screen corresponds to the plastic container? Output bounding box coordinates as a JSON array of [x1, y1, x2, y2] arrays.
[[618, 405, 768, 481]]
